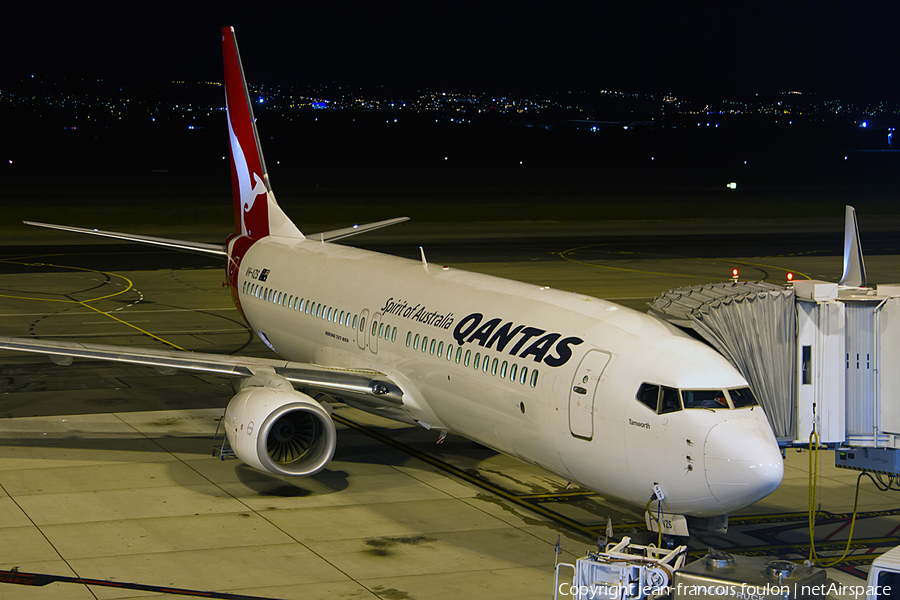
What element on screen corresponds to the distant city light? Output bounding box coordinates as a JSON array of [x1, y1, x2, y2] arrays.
[[727, 182, 737, 189], [860, 121, 868, 128]]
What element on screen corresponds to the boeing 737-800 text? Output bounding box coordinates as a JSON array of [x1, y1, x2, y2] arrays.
[[0, 27, 783, 533]]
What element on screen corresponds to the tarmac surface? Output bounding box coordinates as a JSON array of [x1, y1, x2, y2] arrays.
[[0, 221, 899, 599]]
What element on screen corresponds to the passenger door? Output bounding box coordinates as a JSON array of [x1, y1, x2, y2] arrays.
[[568, 350, 612, 440], [356, 309, 369, 350], [369, 312, 381, 354]]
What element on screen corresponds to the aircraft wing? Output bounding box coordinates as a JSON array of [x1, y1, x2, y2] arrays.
[[0, 336, 404, 407]]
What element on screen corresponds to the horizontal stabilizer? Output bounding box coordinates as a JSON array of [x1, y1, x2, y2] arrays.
[[0, 336, 403, 406], [311, 217, 410, 242], [24, 221, 226, 258]]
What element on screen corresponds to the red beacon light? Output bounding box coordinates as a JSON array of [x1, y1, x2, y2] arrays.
[[786, 272, 794, 287], [731, 268, 739, 282]]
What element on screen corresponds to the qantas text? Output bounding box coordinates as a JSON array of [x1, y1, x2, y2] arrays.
[[452, 313, 584, 367]]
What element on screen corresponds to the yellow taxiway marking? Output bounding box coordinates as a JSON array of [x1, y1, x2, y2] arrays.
[[0, 260, 187, 351]]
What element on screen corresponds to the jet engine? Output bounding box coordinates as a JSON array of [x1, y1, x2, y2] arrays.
[[224, 373, 336, 476]]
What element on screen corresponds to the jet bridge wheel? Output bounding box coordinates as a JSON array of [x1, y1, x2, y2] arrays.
[[267, 411, 319, 464]]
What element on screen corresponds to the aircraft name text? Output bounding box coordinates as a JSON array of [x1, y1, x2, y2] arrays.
[[381, 297, 454, 330]]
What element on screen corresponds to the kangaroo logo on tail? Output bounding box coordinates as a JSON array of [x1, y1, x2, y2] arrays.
[[226, 112, 268, 237]]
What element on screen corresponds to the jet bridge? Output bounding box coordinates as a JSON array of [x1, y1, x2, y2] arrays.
[[648, 207, 900, 464]]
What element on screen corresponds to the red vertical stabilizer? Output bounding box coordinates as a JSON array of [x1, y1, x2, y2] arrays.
[[221, 27, 302, 240]]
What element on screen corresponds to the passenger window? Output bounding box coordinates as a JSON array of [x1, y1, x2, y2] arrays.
[[437, 341, 443, 357], [510, 364, 517, 381], [659, 386, 681, 414], [422, 336, 428, 352], [391, 327, 397, 342], [414, 334, 419, 349], [379, 323, 384, 338], [530, 370, 539, 388], [487, 357, 494, 374], [500, 361, 508, 378], [636, 383, 660, 411], [352, 315, 358, 329], [682, 390, 730, 409], [455, 347, 461, 363], [372, 321, 378, 336], [447, 344, 453, 360], [406, 331, 412, 347], [359, 316, 365, 331], [276, 292, 280, 304], [474, 353, 480, 369], [729, 387, 758, 408], [327, 307, 333, 320], [464, 349, 471, 366], [520, 366, 528, 384], [430, 339, 436, 355], [340, 311, 345, 325], [288, 295, 292, 306]]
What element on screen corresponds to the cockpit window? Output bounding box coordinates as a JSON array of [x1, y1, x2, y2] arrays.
[[636, 383, 659, 411], [659, 386, 681, 414], [682, 390, 729, 409], [728, 387, 758, 408]]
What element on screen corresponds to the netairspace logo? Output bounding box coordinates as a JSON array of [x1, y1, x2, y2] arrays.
[[556, 583, 891, 600]]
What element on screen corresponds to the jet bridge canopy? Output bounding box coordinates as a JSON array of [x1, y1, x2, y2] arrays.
[[648, 281, 796, 440]]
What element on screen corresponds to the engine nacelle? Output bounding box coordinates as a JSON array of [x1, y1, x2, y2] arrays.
[[224, 376, 337, 476]]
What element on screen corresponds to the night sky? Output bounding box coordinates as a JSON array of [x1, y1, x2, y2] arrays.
[[5, 1, 899, 99]]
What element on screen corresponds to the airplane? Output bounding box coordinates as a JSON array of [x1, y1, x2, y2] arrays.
[[0, 26, 783, 534]]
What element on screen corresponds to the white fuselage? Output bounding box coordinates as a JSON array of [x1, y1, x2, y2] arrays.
[[231, 234, 783, 517]]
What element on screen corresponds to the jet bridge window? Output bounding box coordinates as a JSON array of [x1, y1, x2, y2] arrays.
[[682, 390, 729, 409], [728, 387, 758, 408]]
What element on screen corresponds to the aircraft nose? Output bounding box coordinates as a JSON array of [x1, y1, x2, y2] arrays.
[[704, 419, 783, 511]]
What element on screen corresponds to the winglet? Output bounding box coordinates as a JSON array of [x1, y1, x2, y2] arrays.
[[222, 27, 302, 240], [839, 205, 867, 288]]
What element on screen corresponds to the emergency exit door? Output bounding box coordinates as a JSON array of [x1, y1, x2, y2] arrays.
[[568, 350, 612, 440]]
